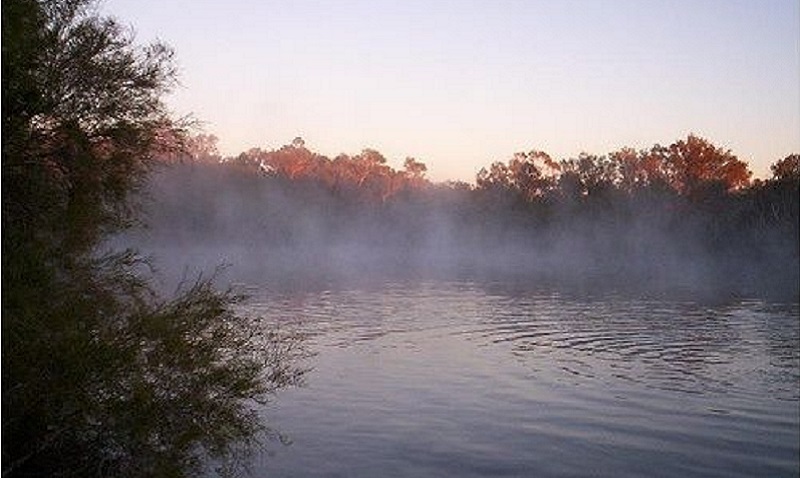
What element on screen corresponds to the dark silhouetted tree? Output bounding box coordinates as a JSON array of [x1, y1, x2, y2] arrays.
[[2, 1, 306, 476], [771, 154, 800, 183], [558, 153, 619, 200]]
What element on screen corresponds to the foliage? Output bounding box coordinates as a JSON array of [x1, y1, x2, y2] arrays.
[[476, 150, 560, 204], [149, 133, 797, 295], [3, 0, 181, 254], [475, 134, 752, 204], [206, 135, 432, 204], [2, 1, 306, 476], [771, 154, 800, 183]]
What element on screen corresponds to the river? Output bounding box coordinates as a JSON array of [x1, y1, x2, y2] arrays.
[[236, 278, 798, 477]]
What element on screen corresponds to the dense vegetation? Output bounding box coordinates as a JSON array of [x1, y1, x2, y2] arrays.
[[2, 1, 304, 476], [144, 134, 798, 296]]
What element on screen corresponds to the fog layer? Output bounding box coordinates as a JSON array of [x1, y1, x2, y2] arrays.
[[129, 137, 799, 299]]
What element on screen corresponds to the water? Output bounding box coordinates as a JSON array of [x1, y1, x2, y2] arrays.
[[240, 279, 799, 477]]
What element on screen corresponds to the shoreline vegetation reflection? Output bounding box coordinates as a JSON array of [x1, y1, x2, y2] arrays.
[[2, 0, 798, 477]]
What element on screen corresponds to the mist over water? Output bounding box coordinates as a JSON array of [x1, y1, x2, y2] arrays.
[[129, 158, 798, 301], [118, 149, 800, 477]]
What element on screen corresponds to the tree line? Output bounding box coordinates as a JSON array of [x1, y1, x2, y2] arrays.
[[144, 133, 798, 294], [176, 131, 796, 211]]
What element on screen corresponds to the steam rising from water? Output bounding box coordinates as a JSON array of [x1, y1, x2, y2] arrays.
[[126, 162, 798, 300]]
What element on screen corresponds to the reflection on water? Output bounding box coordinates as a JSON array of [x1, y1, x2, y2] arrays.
[[239, 280, 799, 478]]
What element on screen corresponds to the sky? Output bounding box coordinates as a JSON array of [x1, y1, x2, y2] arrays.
[[102, 0, 800, 182]]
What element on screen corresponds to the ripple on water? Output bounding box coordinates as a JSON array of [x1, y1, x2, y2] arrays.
[[241, 280, 799, 478]]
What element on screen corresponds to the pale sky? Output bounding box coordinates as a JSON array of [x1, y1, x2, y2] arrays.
[[102, 0, 800, 182]]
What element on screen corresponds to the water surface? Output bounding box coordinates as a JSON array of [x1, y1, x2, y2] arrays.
[[241, 279, 799, 477]]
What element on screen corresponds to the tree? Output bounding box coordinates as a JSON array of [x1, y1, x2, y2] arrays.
[[186, 133, 223, 163], [267, 140, 318, 179], [609, 146, 669, 193], [476, 160, 511, 190], [657, 134, 751, 196], [2, 1, 305, 476], [755, 154, 800, 231], [558, 153, 619, 200], [403, 157, 427, 181], [770, 154, 800, 183], [476, 150, 558, 203]]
